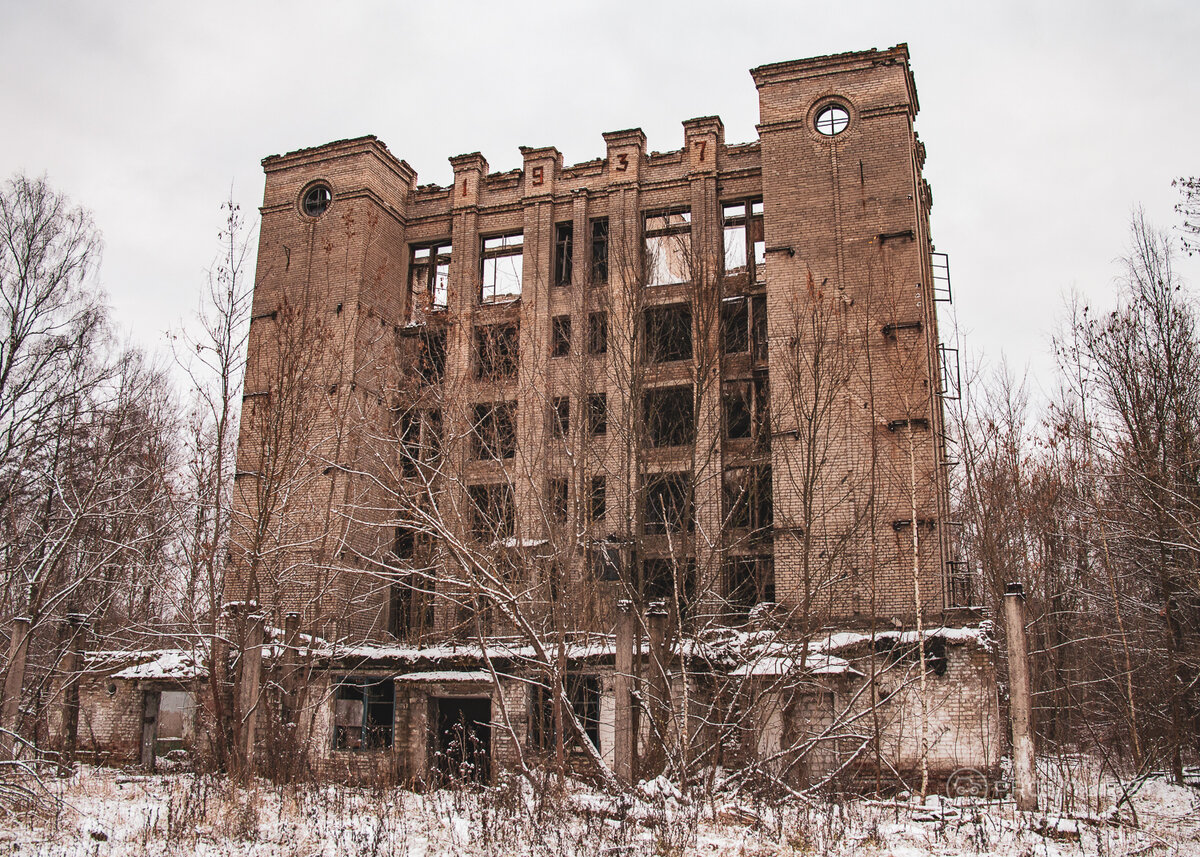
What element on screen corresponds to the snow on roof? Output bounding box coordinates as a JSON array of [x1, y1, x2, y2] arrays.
[[730, 653, 859, 678], [398, 670, 495, 683], [493, 537, 549, 550], [99, 650, 208, 681]]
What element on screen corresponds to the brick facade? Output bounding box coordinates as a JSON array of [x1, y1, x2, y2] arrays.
[[219, 45, 994, 788]]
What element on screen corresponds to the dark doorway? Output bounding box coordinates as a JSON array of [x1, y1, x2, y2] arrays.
[[433, 697, 491, 785]]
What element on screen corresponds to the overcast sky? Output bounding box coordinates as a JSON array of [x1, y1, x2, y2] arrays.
[[2, 0, 1197, 401]]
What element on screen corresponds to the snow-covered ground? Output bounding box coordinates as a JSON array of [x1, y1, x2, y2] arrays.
[[4, 763, 1198, 856]]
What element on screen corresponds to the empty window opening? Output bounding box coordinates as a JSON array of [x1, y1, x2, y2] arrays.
[[393, 524, 418, 560], [548, 477, 568, 522], [642, 556, 696, 615], [726, 555, 775, 615], [588, 393, 607, 435], [643, 472, 693, 534], [723, 377, 769, 441], [723, 466, 773, 532], [722, 297, 749, 354], [551, 396, 570, 438], [589, 537, 623, 580], [334, 677, 394, 751], [751, 295, 768, 362], [389, 573, 434, 640], [588, 311, 608, 355], [530, 674, 600, 752], [468, 482, 516, 540], [473, 402, 517, 460], [551, 315, 571, 358], [418, 329, 447, 385], [589, 475, 606, 521], [723, 200, 765, 281], [476, 323, 519, 380], [554, 222, 573, 287], [480, 232, 524, 303], [410, 242, 451, 318], [398, 409, 422, 477], [644, 209, 691, 286], [644, 303, 693, 363], [644, 386, 694, 447], [590, 218, 609, 284]]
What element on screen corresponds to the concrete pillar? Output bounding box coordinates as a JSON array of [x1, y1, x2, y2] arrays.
[[237, 612, 265, 771], [613, 599, 634, 784], [1004, 582, 1037, 811], [60, 613, 87, 770], [0, 615, 32, 760], [645, 601, 670, 772]]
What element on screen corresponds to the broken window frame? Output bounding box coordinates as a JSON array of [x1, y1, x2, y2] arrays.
[[721, 297, 749, 354], [644, 209, 692, 287], [551, 315, 571, 358], [722, 200, 765, 282], [644, 303, 693, 364], [643, 471, 694, 534], [333, 676, 394, 751], [590, 217, 609, 284], [588, 311, 608, 355], [480, 231, 524, 304], [643, 386, 695, 448], [409, 242, 452, 317], [475, 323, 519, 380], [472, 401, 517, 460], [554, 222, 574, 287]]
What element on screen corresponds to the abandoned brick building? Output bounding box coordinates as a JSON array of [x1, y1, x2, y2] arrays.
[[210, 44, 998, 787]]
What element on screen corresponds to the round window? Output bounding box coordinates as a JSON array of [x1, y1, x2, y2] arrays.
[[815, 104, 850, 137], [302, 183, 332, 218]]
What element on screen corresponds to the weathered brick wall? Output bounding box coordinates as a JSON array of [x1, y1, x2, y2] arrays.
[[225, 44, 952, 642]]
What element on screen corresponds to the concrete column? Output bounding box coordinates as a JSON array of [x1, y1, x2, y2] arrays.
[[645, 601, 670, 772], [237, 612, 265, 771], [613, 599, 634, 784], [1004, 582, 1037, 811], [60, 613, 87, 770], [0, 615, 32, 760]]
